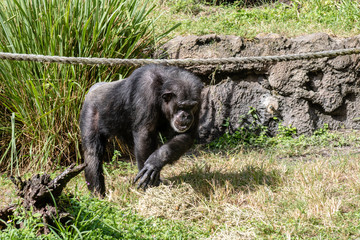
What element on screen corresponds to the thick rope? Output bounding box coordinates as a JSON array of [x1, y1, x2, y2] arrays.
[[0, 47, 360, 66]]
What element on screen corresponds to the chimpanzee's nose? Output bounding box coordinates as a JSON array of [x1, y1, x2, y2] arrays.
[[180, 112, 192, 122]]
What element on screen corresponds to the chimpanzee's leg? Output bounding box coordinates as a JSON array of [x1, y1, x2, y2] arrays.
[[83, 134, 106, 197], [80, 106, 107, 197]]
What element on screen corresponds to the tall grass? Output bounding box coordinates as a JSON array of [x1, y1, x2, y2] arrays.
[[0, 0, 177, 173]]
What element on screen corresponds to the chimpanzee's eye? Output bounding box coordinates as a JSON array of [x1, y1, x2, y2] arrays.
[[162, 92, 175, 102]]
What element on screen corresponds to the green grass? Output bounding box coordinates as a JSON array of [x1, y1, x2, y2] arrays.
[[1, 195, 208, 239], [154, 0, 360, 39]]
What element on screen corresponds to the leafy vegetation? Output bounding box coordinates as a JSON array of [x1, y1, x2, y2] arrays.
[[208, 107, 273, 149]]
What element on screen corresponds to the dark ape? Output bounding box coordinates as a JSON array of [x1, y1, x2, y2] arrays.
[[80, 65, 203, 196]]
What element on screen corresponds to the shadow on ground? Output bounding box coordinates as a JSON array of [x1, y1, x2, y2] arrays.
[[168, 164, 282, 197]]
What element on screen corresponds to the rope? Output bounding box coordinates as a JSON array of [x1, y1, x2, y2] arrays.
[[0, 47, 360, 66]]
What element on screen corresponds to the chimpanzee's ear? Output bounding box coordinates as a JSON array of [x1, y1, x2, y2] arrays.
[[161, 92, 175, 103]]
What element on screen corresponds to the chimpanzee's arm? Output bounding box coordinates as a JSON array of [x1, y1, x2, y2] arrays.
[[134, 133, 194, 190], [132, 130, 158, 171]]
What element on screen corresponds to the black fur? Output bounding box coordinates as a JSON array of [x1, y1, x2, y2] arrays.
[[80, 65, 203, 196]]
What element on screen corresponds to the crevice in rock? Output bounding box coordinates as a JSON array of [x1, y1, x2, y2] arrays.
[[305, 70, 323, 92]]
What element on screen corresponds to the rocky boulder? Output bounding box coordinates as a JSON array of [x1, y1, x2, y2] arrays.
[[156, 33, 360, 143]]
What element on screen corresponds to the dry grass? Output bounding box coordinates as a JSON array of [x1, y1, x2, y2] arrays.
[[0, 176, 15, 209], [127, 140, 360, 238], [1, 131, 360, 238]]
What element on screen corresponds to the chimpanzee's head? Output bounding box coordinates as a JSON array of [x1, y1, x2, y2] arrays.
[[161, 72, 203, 133]]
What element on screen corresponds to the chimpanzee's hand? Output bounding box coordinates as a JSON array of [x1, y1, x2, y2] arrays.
[[134, 164, 161, 190]]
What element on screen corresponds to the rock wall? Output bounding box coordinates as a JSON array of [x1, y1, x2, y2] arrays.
[[156, 33, 360, 143]]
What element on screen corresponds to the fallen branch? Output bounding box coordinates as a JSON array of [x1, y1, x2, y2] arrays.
[[0, 163, 87, 234]]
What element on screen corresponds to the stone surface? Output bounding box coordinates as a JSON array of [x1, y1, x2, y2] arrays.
[[155, 33, 360, 143]]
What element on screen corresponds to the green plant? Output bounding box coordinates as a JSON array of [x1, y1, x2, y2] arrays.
[[276, 122, 297, 139], [313, 123, 329, 136], [0, 0, 178, 172], [208, 107, 270, 150], [112, 150, 123, 162]]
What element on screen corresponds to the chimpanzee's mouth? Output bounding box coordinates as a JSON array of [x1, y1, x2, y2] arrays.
[[172, 120, 192, 133]]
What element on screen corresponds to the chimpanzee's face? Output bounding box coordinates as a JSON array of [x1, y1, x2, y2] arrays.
[[161, 82, 200, 133]]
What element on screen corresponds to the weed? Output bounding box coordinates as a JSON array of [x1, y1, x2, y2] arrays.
[[208, 107, 271, 150], [111, 150, 123, 163], [276, 122, 297, 139]]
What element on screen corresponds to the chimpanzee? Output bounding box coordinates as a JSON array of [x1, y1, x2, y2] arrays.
[[80, 64, 203, 196]]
